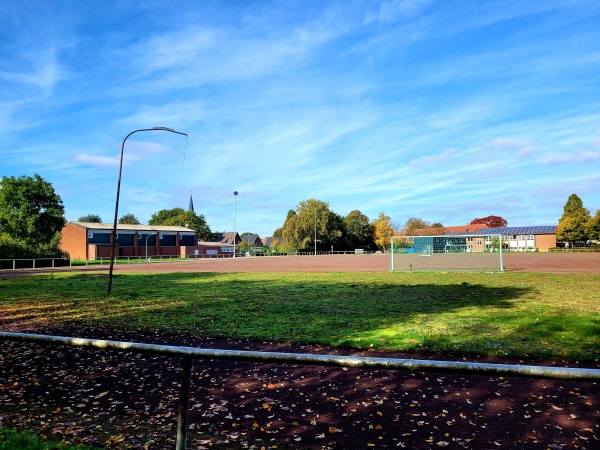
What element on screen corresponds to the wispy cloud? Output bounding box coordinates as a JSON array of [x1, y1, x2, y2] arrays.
[[74, 153, 119, 168], [2, 1, 599, 234]]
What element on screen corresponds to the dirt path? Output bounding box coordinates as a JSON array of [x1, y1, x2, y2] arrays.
[[1, 325, 598, 449], [1, 252, 599, 279]]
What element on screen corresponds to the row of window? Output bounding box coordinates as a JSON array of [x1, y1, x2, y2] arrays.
[[87, 232, 195, 247]]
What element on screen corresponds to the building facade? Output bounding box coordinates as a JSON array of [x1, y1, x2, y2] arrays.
[[60, 222, 198, 260], [406, 225, 557, 252]]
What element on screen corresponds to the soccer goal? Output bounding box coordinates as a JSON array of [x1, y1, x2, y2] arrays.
[[390, 234, 504, 272]]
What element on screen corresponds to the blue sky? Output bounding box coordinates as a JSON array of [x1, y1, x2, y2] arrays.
[[2, 0, 599, 237]]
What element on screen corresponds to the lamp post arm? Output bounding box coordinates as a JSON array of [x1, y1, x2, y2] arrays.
[[107, 127, 188, 295]]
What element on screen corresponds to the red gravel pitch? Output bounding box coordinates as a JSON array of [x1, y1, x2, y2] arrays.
[[59, 252, 600, 275]]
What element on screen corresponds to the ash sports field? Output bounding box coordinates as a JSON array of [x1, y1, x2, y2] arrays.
[[107, 252, 600, 274]]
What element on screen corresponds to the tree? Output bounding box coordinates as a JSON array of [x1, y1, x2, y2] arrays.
[[149, 207, 213, 241], [119, 213, 140, 225], [470, 215, 508, 228], [282, 200, 329, 251], [372, 212, 394, 251], [78, 214, 102, 223], [430, 222, 444, 228], [279, 199, 346, 252], [404, 217, 429, 232], [587, 209, 600, 241], [0, 174, 66, 252], [556, 194, 591, 245], [343, 210, 374, 250]]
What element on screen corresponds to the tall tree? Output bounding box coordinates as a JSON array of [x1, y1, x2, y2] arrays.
[[556, 194, 591, 245], [280, 199, 345, 251], [0, 174, 65, 250], [282, 199, 329, 251], [78, 214, 102, 223], [343, 210, 374, 250], [403, 217, 429, 232], [118, 213, 140, 225], [470, 215, 508, 228], [149, 207, 213, 241], [372, 212, 394, 251]]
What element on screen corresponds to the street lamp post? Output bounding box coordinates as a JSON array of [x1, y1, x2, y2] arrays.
[[107, 127, 188, 295], [233, 191, 238, 258], [145, 233, 154, 261], [314, 209, 318, 256]]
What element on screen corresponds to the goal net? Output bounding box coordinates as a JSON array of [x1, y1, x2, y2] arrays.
[[390, 234, 504, 272]]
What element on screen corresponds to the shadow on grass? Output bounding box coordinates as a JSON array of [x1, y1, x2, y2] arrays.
[[0, 271, 553, 358]]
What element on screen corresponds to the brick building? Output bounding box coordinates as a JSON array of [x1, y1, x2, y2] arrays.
[[60, 222, 243, 260], [405, 224, 557, 252]]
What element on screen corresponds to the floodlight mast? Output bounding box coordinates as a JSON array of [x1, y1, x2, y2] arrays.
[[107, 127, 188, 295]]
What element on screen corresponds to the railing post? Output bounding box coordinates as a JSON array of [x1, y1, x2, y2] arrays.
[[176, 355, 193, 450]]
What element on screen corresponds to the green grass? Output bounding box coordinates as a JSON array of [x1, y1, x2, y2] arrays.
[[0, 427, 96, 450], [1, 271, 599, 360]]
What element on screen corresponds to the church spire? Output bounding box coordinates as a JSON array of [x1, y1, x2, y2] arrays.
[[188, 192, 194, 213]]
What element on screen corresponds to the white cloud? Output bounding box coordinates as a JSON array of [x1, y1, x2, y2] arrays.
[[74, 153, 119, 168], [484, 138, 536, 157], [364, 0, 431, 25], [409, 148, 455, 167]]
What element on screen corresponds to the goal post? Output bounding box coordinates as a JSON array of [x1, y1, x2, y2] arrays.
[[390, 234, 504, 272]]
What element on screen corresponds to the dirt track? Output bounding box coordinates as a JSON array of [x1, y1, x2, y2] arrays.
[[102, 252, 600, 274], [2, 252, 599, 278]]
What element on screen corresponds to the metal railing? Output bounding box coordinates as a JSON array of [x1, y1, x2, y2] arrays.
[[549, 247, 599, 253], [0, 258, 70, 270], [1, 331, 598, 449]]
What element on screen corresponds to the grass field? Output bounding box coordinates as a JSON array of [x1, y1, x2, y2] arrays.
[[1, 271, 599, 361]]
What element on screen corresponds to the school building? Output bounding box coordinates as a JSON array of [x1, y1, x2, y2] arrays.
[[59, 222, 239, 260]]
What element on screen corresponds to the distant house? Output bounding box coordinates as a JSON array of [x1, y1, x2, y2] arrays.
[[242, 234, 263, 247], [262, 237, 275, 247], [216, 231, 241, 246], [60, 222, 198, 260]]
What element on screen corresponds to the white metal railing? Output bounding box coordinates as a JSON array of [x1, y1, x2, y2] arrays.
[[1, 331, 598, 450], [0, 258, 70, 270], [548, 247, 599, 253], [1, 252, 384, 272]]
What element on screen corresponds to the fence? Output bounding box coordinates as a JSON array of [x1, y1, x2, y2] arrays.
[[549, 247, 600, 253], [1, 331, 598, 450], [0, 252, 382, 271], [0, 258, 70, 270]]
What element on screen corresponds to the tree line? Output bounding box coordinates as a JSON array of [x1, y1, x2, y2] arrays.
[[1, 173, 598, 259]]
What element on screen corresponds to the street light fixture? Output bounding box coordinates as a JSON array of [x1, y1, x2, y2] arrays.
[[107, 127, 188, 295], [233, 191, 238, 258]]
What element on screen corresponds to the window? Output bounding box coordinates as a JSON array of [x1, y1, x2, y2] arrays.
[[88, 232, 93, 239], [222, 247, 233, 253], [477, 239, 482, 246]]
